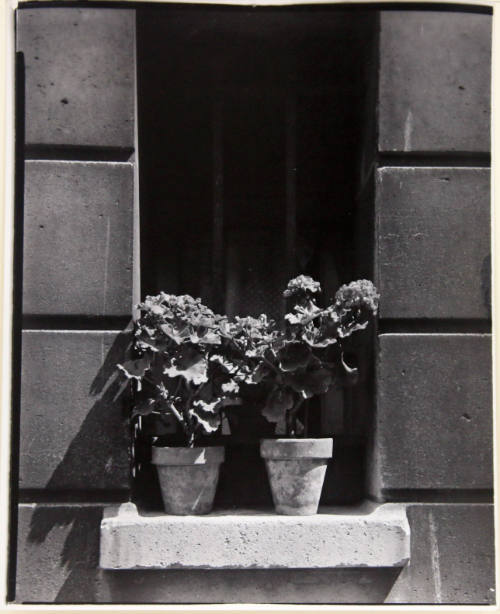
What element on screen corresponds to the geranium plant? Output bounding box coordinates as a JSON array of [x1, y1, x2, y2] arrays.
[[117, 278, 378, 444], [255, 276, 379, 436], [117, 293, 252, 447]]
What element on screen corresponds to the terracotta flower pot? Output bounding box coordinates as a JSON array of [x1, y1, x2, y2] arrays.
[[260, 438, 333, 515], [151, 446, 224, 515]]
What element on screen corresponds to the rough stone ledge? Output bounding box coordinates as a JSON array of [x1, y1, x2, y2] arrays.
[[100, 502, 410, 570]]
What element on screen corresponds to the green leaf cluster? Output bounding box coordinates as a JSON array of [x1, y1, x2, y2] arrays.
[[118, 293, 250, 446], [117, 278, 379, 444], [258, 276, 379, 436]]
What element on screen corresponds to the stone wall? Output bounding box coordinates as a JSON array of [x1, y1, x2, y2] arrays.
[[12, 5, 494, 605], [367, 10, 494, 605], [14, 7, 136, 603]]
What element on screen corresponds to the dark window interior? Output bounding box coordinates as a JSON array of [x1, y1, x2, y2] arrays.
[[136, 6, 378, 508]]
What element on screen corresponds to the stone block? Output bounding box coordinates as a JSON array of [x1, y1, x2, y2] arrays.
[[376, 167, 490, 319], [16, 502, 493, 605], [19, 330, 131, 490], [387, 504, 495, 604], [379, 11, 491, 152], [17, 8, 135, 148], [100, 502, 410, 570], [102, 567, 403, 604], [16, 503, 403, 604], [23, 161, 133, 316], [355, 169, 375, 280], [371, 334, 492, 494], [15, 503, 110, 603]]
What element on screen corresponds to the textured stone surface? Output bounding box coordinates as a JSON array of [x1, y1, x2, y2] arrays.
[[17, 504, 403, 604], [19, 331, 131, 490], [15, 504, 109, 603], [379, 11, 491, 152], [15, 504, 405, 604], [355, 170, 375, 281], [387, 504, 495, 604], [376, 167, 490, 319], [17, 8, 135, 147], [23, 161, 133, 316], [100, 502, 410, 569], [102, 567, 403, 604], [17, 502, 493, 605], [371, 334, 492, 494]]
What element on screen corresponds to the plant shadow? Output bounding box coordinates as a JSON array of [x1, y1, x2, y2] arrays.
[[24, 329, 132, 603]]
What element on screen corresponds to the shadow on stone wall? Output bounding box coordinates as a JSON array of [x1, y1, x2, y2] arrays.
[[103, 567, 404, 604], [25, 506, 103, 603], [28, 329, 132, 492], [24, 330, 132, 603]]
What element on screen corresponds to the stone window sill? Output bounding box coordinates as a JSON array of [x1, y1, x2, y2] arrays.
[[99, 502, 410, 570]]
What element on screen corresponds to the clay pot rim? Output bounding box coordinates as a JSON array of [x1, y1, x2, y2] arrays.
[[260, 437, 333, 460], [151, 445, 225, 466]]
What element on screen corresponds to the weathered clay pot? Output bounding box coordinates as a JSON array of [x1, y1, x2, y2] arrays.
[[260, 438, 333, 515], [151, 446, 224, 515]]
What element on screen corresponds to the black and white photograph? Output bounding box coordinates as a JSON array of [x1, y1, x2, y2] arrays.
[[3, 0, 495, 606]]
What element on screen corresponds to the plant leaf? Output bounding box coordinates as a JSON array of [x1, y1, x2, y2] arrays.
[[210, 354, 238, 373], [160, 323, 190, 344], [164, 350, 209, 385], [340, 353, 359, 386], [285, 367, 333, 398], [131, 398, 156, 418], [222, 380, 239, 394], [262, 388, 294, 424], [192, 400, 222, 433], [194, 413, 221, 433], [197, 381, 214, 403], [251, 362, 272, 383], [117, 356, 151, 379], [338, 319, 369, 338], [197, 330, 221, 345], [277, 341, 311, 372], [301, 327, 338, 348]]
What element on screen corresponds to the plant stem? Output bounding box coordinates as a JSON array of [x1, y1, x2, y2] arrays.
[[178, 382, 195, 446], [261, 355, 281, 375], [173, 377, 182, 397], [285, 409, 294, 437], [300, 307, 330, 326], [286, 398, 305, 438], [167, 403, 183, 425]]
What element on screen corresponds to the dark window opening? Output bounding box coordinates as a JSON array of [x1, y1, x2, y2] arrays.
[[136, 6, 378, 509]]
